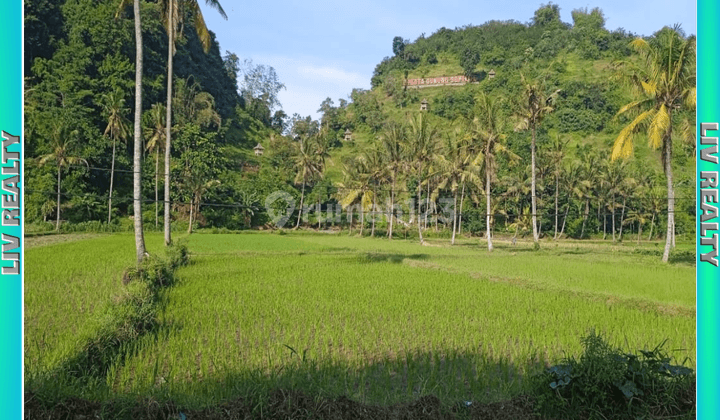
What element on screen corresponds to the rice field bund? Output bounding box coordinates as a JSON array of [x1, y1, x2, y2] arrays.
[[24, 231, 695, 411]]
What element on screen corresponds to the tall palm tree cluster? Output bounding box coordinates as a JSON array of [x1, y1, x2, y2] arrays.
[[329, 99, 521, 249], [114, 0, 225, 264], [307, 108, 682, 254], [289, 27, 694, 263]]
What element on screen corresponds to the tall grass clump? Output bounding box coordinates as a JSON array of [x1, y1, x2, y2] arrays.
[[531, 331, 695, 419]]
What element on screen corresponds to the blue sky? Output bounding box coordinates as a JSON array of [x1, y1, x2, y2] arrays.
[[198, 0, 696, 121]]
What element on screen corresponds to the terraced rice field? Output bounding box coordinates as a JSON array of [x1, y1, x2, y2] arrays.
[[24, 232, 695, 408]]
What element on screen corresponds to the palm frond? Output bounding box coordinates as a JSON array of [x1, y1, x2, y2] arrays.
[[647, 104, 668, 150], [684, 87, 696, 109], [612, 109, 654, 160], [630, 37, 649, 54], [615, 99, 650, 117], [640, 80, 657, 96]]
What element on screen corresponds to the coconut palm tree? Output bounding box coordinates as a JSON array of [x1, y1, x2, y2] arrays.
[[502, 166, 531, 230], [623, 211, 649, 244], [611, 26, 695, 262], [336, 159, 374, 236], [380, 122, 407, 240], [117, 0, 148, 263], [38, 124, 87, 231], [472, 93, 518, 251], [546, 135, 568, 239], [602, 160, 627, 241], [434, 131, 481, 245], [558, 161, 582, 238], [144, 103, 166, 228], [514, 74, 560, 245], [575, 147, 601, 239], [99, 90, 129, 225], [161, 0, 227, 246], [359, 148, 387, 237], [616, 174, 637, 241], [407, 112, 437, 244], [293, 136, 323, 229]]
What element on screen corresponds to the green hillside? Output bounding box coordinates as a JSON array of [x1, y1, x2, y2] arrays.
[[279, 5, 696, 245]]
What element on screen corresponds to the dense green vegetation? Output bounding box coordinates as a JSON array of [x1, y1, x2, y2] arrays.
[[24, 1, 696, 264], [25, 232, 695, 416]]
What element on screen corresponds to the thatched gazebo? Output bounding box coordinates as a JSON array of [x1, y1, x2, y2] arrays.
[[253, 143, 265, 156]]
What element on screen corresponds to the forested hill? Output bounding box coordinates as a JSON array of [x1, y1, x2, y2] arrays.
[[303, 5, 695, 241], [24, 1, 697, 243], [24, 0, 277, 227]]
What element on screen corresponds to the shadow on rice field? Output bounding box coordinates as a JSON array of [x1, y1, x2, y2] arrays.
[[26, 345, 544, 420]]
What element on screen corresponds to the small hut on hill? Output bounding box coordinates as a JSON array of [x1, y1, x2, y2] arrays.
[[253, 143, 265, 156]]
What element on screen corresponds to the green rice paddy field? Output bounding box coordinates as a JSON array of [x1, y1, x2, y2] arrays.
[[24, 232, 695, 408]]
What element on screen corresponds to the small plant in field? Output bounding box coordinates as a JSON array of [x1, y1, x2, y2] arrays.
[[165, 240, 189, 269], [531, 331, 694, 419]]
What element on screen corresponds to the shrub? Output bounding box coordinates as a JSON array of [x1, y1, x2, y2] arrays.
[[531, 331, 695, 419]]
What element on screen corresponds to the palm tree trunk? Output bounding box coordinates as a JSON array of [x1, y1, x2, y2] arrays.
[[580, 199, 589, 239], [619, 197, 626, 240], [672, 219, 676, 248], [458, 181, 466, 235], [388, 173, 396, 240], [108, 138, 116, 224], [451, 190, 458, 245], [553, 174, 559, 240], [164, 0, 174, 247], [662, 123, 675, 263], [611, 194, 616, 242], [155, 151, 159, 228], [602, 204, 607, 240], [317, 197, 321, 230], [425, 180, 430, 229], [296, 181, 305, 229], [637, 222, 642, 245], [648, 212, 655, 240], [187, 196, 194, 234], [133, 0, 147, 264], [531, 126, 538, 243], [417, 182, 424, 244], [559, 202, 569, 238], [539, 214, 542, 236], [56, 165, 61, 231], [360, 203, 365, 236], [348, 207, 353, 234], [371, 183, 377, 237], [486, 167, 493, 251]]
